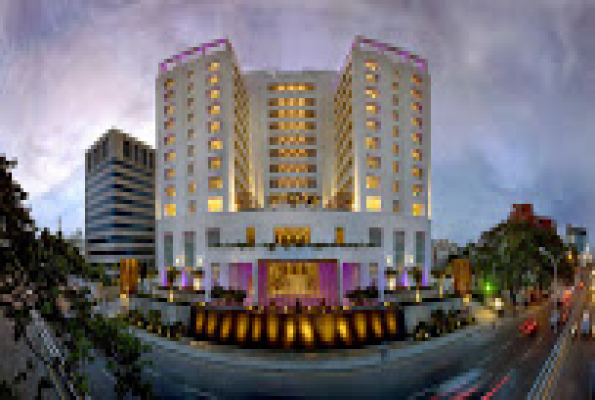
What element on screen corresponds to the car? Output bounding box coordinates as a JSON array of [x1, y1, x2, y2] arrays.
[[550, 310, 560, 329], [413, 368, 486, 399], [520, 318, 538, 337], [581, 311, 591, 339]]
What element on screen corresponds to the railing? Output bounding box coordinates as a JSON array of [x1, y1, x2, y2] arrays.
[[209, 242, 379, 249], [526, 289, 586, 400]]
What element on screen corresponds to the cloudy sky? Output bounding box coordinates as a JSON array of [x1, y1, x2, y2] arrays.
[[1, 0, 594, 247]]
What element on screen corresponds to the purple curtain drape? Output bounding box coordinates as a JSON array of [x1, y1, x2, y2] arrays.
[[228, 263, 252, 305], [258, 261, 268, 306], [318, 262, 339, 306], [343, 263, 361, 294]]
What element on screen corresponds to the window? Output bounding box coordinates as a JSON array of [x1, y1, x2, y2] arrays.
[[188, 164, 194, 175], [208, 121, 220, 133], [188, 129, 195, 139], [335, 227, 344, 244], [209, 74, 219, 85], [393, 200, 400, 213], [393, 111, 399, 122], [189, 200, 196, 214], [165, 119, 174, 130], [188, 98, 195, 107], [366, 119, 379, 130], [188, 113, 195, 122], [393, 81, 399, 90], [188, 83, 194, 92], [366, 176, 380, 189], [412, 102, 422, 112], [369, 228, 382, 247], [165, 135, 175, 146], [164, 233, 174, 267], [165, 105, 174, 115], [369, 263, 379, 286], [393, 144, 399, 155], [209, 89, 220, 99], [365, 74, 377, 83], [149, 153, 154, 169], [208, 196, 223, 212], [124, 141, 130, 158], [246, 227, 256, 244], [209, 138, 223, 151], [412, 133, 422, 144], [165, 186, 176, 197], [412, 149, 422, 161], [208, 61, 220, 71], [188, 145, 195, 158], [393, 94, 399, 106], [413, 184, 423, 196], [366, 88, 379, 99], [367, 156, 381, 169], [187, 70, 194, 79], [366, 137, 380, 150], [165, 168, 175, 180], [165, 151, 176, 162], [188, 182, 196, 194], [134, 145, 139, 162], [208, 157, 221, 169], [412, 74, 423, 85], [393, 161, 399, 173], [411, 89, 422, 99], [165, 78, 174, 88], [142, 149, 147, 166], [164, 204, 176, 217], [207, 228, 221, 246], [208, 105, 220, 115], [412, 168, 423, 179], [413, 204, 425, 216], [393, 126, 399, 138], [365, 61, 379, 71], [366, 103, 378, 114], [393, 180, 399, 193], [366, 196, 381, 212], [412, 117, 422, 127], [184, 231, 196, 267], [415, 231, 426, 265], [208, 177, 223, 190]]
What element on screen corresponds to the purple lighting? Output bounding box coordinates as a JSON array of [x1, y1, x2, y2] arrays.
[[161, 267, 167, 286], [181, 269, 188, 288]]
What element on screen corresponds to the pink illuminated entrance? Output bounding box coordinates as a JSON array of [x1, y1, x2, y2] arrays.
[[258, 259, 340, 307]]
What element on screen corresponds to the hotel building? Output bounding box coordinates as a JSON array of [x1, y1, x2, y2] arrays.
[[85, 128, 156, 278], [156, 36, 431, 305]]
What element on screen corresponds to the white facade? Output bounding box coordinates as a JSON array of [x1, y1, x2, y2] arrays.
[[155, 36, 432, 304]]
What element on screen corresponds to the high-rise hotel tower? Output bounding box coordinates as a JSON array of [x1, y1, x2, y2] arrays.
[[156, 36, 431, 305]]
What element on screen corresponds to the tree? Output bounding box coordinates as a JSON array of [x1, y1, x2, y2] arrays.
[[0, 156, 154, 399]]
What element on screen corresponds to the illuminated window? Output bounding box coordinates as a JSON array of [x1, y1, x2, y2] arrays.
[[208, 157, 221, 169], [208, 121, 220, 133], [246, 227, 256, 244], [366, 119, 379, 130], [366, 137, 380, 150], [165, 168, 175, 180], [393, 111, 399, 122], [165, 90, 174, 100], [393, 200, 400, 213], [413, 203, 425, 216], [188, 182, 196, 194], [186, 145, 193, 158], [366, 196, 381, 212], [208, 105, 220, 115], [412, 149, 422, 161], [412, 117, 422, 127], [367, 156, 381, 169], [209, 177, 223, 190], [187, 70, 194, 79], [413, 184, 423, 196], [412, 102, 422, 112], [188, 83, 194, 92], [165, 135, 175, 146], [365, 74, 377, 83], [393, 161, 399, 173], [393, 144, 399, 155], [393, 126, 399, 138], [393, 81, 399, 90], [208, 61, 220, 71], [365, 61, 379, 71], [188, 129, 196, 139], [209, 139, 223, 151], [209, 75, 219, 85], [164, 204, 176, 217], [189, 200, 196, 214], [412, 133, 422, 144], [412, 168, 423, 179], [188, 113, 195, 122], [165, 119, 174, 130], [412, 74, 423, 85], [208, 196, 223, 212], [209, 89, 220, 99], [393, 95, 399, 106], [165, 151, 176, 162], [366, 88, 379, 99], [335, 227, 345, 244], [165, 78, 174, 88], [366, 103, 378, 114], [393, 181, 399, 193], [165, 186, 176, 197], [366, 176, 380, 189], [165, 105, 174, 115], [411, 89, 422, 99]]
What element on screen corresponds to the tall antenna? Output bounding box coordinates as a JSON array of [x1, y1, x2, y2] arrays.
[[58, 216, 62, 235]]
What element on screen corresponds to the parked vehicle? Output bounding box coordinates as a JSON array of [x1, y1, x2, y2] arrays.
[[520, 318, 538, 337], [421, 368, 486, 399]]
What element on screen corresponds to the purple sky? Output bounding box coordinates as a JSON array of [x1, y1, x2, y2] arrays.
[[1, 0, 594, 246]]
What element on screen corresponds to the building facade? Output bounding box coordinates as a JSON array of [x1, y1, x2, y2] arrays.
[[156, 36, 431, 305], [85, 128, 156, 277]]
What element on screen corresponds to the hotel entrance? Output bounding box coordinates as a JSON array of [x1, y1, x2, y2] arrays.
[[257, 259, 339, 306]]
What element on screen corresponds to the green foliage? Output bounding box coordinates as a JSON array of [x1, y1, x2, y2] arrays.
[[0, 156, 154, 399]]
